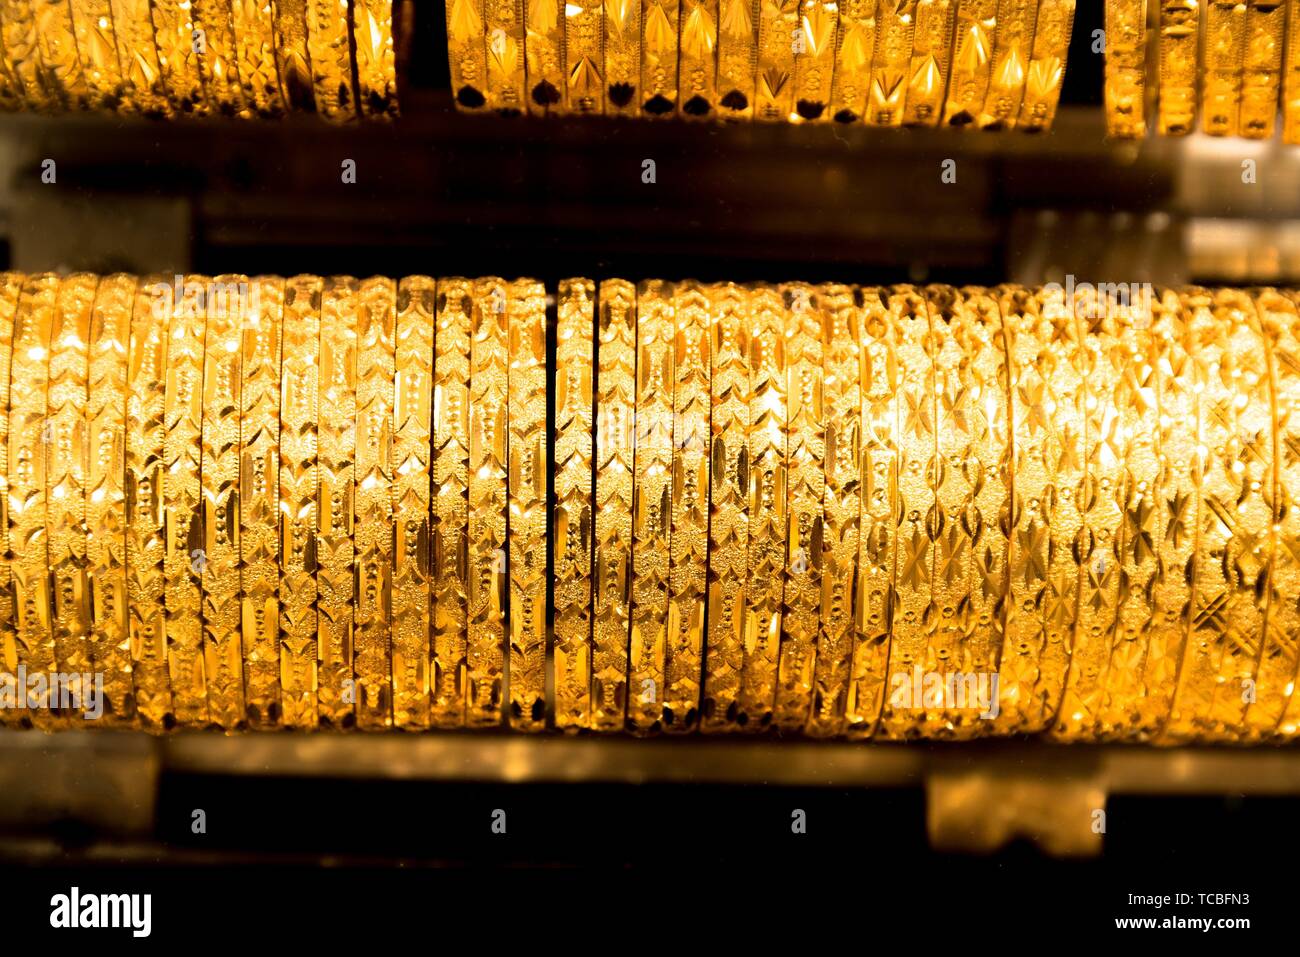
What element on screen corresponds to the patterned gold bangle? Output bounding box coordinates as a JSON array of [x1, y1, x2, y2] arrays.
[[107, 0, 170, 115], [866, 0, 915, 124], [828, 0, 876, 123], [790, 0, 837, 121], [85, 274, 135, 723], [603, 0, 639, 114], [354, 0, 399, 117], [901, 0, 956, 128], [466, 277, 508, 727], [68, 0, 124, 109], [524, 0, 565, 115], [564, 0, 603, 113], [1104, 0, 1148, 138], [1018, 0, 1073, 131], [845, 287, 896, 737], [353, 275, 395, 729], [716, 0, 757, 119], [628, 278, 673, 733], [1239, 0, 1285, 138], [641, 0, 679, 115], [231, 0, 286, 117], [701, 282, 750, 732], [591, 278, 636, 731], [1156, 0, 1199, 135], [1201, 0, 1246, 136], [554, 277, 595, 730], [941, 0, 998, 127], [0, 274, 20, 724], [484, 0, 526, 114], [239, 277, 282, 726], [678, 0, 719, 118], [33, 0, 89, 109], [506, 278, 548, 730], [447, 0, 487, 110], [775, 281, 822, 730], [278, 275, 321, 729], [979, 0, 1037, 129], [274, 0, 315, 110], [755, 0, 797, 120], [0, 3, 39, 110], [1284, 0, 1300, 143], [807, 283, 859, 737], [431, 278, 472, 726], [151, 0, 208, 114], [307, 0, 358, 120], [390, 275, 434, 729]]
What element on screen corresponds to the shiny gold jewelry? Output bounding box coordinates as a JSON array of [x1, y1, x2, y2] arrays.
[[0, 1, 48, 110], [901, 0, 956, 128], [353, 0, 399, 117], [845, 287, 896, 737], [737, 282, 785, 729], [316, 276, 358, 727], [701, 282, 750, 732], [1284, 0, 1300, 143], [554, 278, 595, 730], [865, 0, 915, 124], [564, 0, 604, 112], [1104, 0, 1148, 138], [1156, 0, 1199, 135], [628, 278, 673, 733], [591, 278, 636, 731], [390, 275, 434, 729], [828, 0, 877, 123], [716, 0, 757, 119], [790, 0, 837, 121], [431, 278, 472, 726], [1201, 0, 1246, 136], [506, 278, 548, 730], [484, 0, 527, 113], [806, 283, 859, 737], [941, 0, 998, 127], [1018, 0, 1073, 131], [230, 0, 287, 117], [678, 0, 719, 118], [151, 0, 208, 114], [239, 276, 283, 726], [446, 0, 487, 111], [85, 274, 135, 723], [979, 0, 1036, 129], [274, 0, 316, 110], [466, 277, 509, 727], [524, 0, 565, 115], [306, 0, 358, 120], [107, 0, 170, 114], [0, 274, 20, 724], [641, 0, 679, 115], [754, 0, 797, 120], [33, 0, 89, 109], [775, 281, 822, 730], [353, 275, 396, 729], [278, 275, 321, 729], [68, 0, 125, 108], [603, 0, 640, 115], [1239, 0, 1285, 138]]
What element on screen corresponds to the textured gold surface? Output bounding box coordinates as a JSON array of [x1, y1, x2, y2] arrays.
[[828, 0, 876, 123], [354, 0, 400, 117], [979, 0, 1035, 128], [231, 0, 286, 117], [942, 0, 998, 127], [274, 0, 315, 110], [1156, 0, 1199, 135], [485, 0, 527, 113], [151, 0, 208, 114], [565, 0, 604, 112], [1239, 0, 1285, 139], [716, 0, 757, 119], [678, 0, 718, 118], [33, 0, 89, 109], [0, 275, 20, 723], [1202, 0, 1246, 136], [790, 0, 836, 122], [1018, 0, 1073, 131], [108, 0, 170, 115], [866, 0, 914, 124], [603, 0, 640, 115], [193, 0, 246, 115], [2, 0, 52, 110], [754, 0, 797, 120], [306, 0, 357, 120], [524, 0, 566, 115], [902, 0, 956, 128], [447, 0, 488, 111], [641, 0, 679, 114], [1104, 0, 1147, 138], [1285, 0, 1300, 143], [68, 0, 124, 109]]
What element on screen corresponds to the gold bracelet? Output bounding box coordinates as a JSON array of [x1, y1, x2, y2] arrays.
[[641, 0, 679, 115], [231, 0, 286, 116], [239, 277, 283, 726], [0, 274, 19, 724], [807, 283, 859, 736], [353, 276, 396, 729], [274, 0, 315, 110], [307, 0, 358, 120], [628, 278, 673, 733], [737, 282, 785, 729], [86, 274, 135, 723], [1239, 0, 1285, 138], [506, 278, 548, 730], [390, 275, 434, 729], [775, 281, 822, 730], [33, 0, 89, 109], [354, 0, 399, 117], [701, 282, 750, 731], [1156, 0, 1199, 135], [431, 278, 472, 726], [564, 0, 604, 113], [1284, 0, 1300, 143], [68, 0, 125, 108], [484, 0, 526, 113], [151, 0, 208, 114], [901, 0, 956, 128], [466, 277, 508, 727], [554, 278, 595, 730], [591, 278, 636, 731], [316, 276, 358, 727], [845, 287, 896, 737], [716, 0, 757, 119], [1104, 0, 1148, 138], [755, 0, 797, 120], [524, 0, 565, 115], [679, 0, 719, 118], [866, 0, 915, 124], [1018, 0, 1073, 131], [603, 0, 640, 114], [979, 0, 1037, 129], [278, 275, 321, 729], [447, 0, 487, 110], [107, 0, 170, 115], [1201, 0, 1246, 136], [0, 1, 43, 110], [828, 0, 877, 123], [941, 0, 998, 127], [790, 0, 837, 121]]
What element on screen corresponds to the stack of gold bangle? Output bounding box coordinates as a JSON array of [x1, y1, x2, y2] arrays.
[[4, 271, 1300, 745], [450, 0, 1075, 130], [0, 0, 399, 119]]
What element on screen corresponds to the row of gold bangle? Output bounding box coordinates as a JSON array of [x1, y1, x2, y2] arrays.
[[0, 0, 398, 119], [449, 0, 1075, 130], [1108, 0, 1300, 141], [2, 272, 1300, 744]]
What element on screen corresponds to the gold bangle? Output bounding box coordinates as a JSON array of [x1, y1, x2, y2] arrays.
[[564, 0, 603, 113], [86, 274, 135, 723], [274, 0, 315, 110], [431, 278, 472, 726], [755, 0, 797, 120], [1284, 0, 1300, 143], [775, 281, 822, 730], [902, 0, 956, 128], [554, 277, 595, 730], [307, 0, 358, 120], [737, 282, 785, 729], [679, 0, 719, 118], [390, 275, 434, 729], [107, 0, 170, 115], [354, 0, 399, 117], [0, 274, 19, 724], [1018, 0, 1073, 131], [151, 0, 208, 114], [603, 0, 640, 114], [484, 0, 526, 114], [2, 1, 51, 110], [1201, 0, 1245, 136], [33, 0, 89, 109], [790, 0, 837, 121], [316, 277, 358, 727], [828, 0, 876, 123], [446, 0, 487, 111], [979, 0, 1037, 129], [353, 275, 395, 729], [466, 277, 508, 727], [592, 278, 636, 731], [239, 277, 283, 726], [231, 0, 286, 117], [1156, 0, 1199, 135], [641, 0, 679, 115], [845, 287, 896, 737], [807, 283, 859, 736], [68, 0, 125, 108], [716, 0, 757, 119], [941, 0, 998, 127], [506, 278, 548, 730], [523, 0, 565, 114], [865, 0, 915, 125], [628, 278, 673, 733], [701, 282, 750, 732], [1104, 0, 1148, 138], [1239, 0, 1285, 138], [278, 275, 321, 729]]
